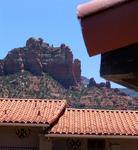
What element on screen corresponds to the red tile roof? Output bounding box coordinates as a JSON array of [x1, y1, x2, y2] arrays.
[[0, 98, 66, 126], [49, 108, 138, 136], [1, 98, 138, 137]]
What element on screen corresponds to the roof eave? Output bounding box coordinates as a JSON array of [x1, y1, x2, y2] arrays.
[[0, 123, 50, 128], [45, 134, 138, 139], [77, 0, 138, 56], [77, 0, 129, 18]]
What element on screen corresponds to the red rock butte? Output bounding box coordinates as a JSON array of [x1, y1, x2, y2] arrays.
[[0, 37, 81, 88]]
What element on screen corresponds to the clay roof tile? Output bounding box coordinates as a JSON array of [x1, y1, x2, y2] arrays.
[[0, 98, 67, 126], [49, 108, 138, 137]]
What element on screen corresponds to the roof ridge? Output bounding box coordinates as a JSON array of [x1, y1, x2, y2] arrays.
[[48, 100, 67, 124]]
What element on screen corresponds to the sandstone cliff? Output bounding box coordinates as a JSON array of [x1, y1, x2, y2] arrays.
[[0, 37, 81, 88]]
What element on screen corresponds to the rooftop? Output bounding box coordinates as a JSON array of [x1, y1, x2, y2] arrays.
[[49, 108, 138, 137], [0, 98, 67, 126], [0, 98, 138, 138]]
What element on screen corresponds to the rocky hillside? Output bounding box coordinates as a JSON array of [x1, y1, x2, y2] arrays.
[[0, 37, 81, 88], [119, 88, 138, 98], [0, 71, 67, 99], [0, 37, 138, 110], [69, 78, 138, 110], [0, 71, 138, 110]]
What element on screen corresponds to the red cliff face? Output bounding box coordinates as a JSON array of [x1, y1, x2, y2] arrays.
[[73, 59, 81, 84], [0, 37, 81, 88]]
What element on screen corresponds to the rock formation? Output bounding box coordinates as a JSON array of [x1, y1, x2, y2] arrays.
[[0, 37, 81, 88], [88, 78, 97, 87], [88, 77, 111, 89]]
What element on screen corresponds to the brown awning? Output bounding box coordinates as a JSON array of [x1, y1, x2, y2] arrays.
[[77, 0, 138, 56]]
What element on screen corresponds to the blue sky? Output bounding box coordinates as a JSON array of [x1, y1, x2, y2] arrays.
[[0, 0, 123, 88]]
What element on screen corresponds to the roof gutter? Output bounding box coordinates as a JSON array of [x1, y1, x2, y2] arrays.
[[45, 134, 138, 139], [0, 123, 50, 128]]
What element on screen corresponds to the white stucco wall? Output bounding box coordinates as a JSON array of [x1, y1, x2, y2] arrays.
[[106, 139, 138, 150], [0, 126, 138, 150], [50, 137, 138, 150], [0, 126, 41, 147], [39, 135, 52, 150], [52, 138, 86, 150]]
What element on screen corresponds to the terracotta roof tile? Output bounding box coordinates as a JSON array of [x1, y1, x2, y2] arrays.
[[49, 108, 138, 136], [0, 98, 67, 126]]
